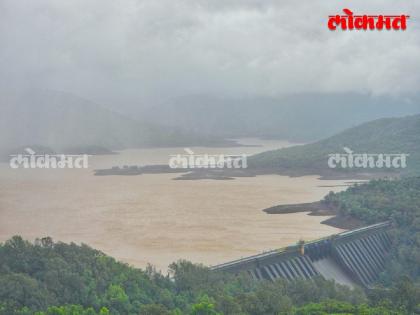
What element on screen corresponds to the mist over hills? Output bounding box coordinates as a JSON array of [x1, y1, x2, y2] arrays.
[[139, 93, 420, 142], [97, 114, 420, 180], [0, 90, 229, 155], [249, 114, 420, 177], [2, 89, 419, 161]]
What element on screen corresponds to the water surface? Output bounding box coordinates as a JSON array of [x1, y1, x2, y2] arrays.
[[0, 139, 350, 272]]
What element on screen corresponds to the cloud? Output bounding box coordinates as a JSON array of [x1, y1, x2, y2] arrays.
[[0, 0, 419, 104]]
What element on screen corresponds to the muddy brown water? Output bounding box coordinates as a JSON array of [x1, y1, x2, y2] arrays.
[[0, 139, 352, 272]]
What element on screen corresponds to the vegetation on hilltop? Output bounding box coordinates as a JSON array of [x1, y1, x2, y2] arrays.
[[249, 115, 420, 178], [0, 235, 384, 315]]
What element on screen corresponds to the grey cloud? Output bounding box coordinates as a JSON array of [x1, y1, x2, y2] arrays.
[[0, 0, 419, 105]]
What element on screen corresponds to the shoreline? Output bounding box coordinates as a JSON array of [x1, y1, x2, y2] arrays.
[[262, 201, 364, 230], [94, 164, 393, 181]]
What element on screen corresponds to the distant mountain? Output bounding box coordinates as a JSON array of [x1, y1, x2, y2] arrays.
[[0, 90, 231, 155], [249, 114, 420, 177], [139, 93, 420, 142]]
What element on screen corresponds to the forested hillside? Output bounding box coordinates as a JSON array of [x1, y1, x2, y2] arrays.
[[249, 115, 420, 177], [0, 237, 368, 315], [323, 177, 420, 287]]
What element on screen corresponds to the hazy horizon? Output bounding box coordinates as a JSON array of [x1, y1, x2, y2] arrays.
[[1, 0, 419, 108]]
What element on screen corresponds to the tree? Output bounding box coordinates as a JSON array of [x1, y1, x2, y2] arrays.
[[139, 304, 171, 315], [104, 284, 129, 314], [190, 296, 221, 315]]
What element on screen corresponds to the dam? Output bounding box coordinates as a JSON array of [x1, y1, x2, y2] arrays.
[[211, 221, 392, 288]]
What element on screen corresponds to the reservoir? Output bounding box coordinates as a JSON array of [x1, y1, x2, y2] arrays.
[[0, 139, 351, 272]]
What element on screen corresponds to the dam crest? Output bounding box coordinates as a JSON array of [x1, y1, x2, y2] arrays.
[[211, 221, 392, 288]]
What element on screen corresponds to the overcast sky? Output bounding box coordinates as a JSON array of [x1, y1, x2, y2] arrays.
[[1, 0, 419, 106]]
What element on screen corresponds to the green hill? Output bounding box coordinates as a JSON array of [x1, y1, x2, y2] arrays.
[[249, 114, 420, 178]]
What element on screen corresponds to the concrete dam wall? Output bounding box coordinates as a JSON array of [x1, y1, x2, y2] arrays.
[[211, 222, 392, 288]]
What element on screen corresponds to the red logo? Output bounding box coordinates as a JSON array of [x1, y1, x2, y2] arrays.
[[328, 8, 409, 31]]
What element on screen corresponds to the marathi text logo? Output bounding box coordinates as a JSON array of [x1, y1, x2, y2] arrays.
[[9, 148, 89, 169], [328, 147, 408, 169], [169, 148, 247, 169], [328, 8, 409, 31]]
